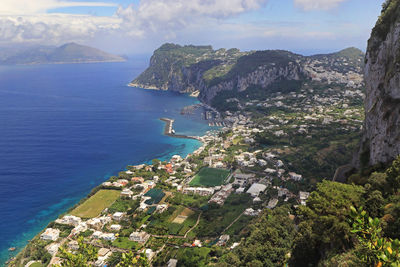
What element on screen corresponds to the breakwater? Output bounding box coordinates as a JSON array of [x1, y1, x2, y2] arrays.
[[160, 118, 199, 140]]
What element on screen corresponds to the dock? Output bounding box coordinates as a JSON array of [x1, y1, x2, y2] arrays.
[[159, 118, 199, 140]]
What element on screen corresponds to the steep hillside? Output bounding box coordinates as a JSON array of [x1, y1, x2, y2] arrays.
[[356, 0, 400, 167], [0, 43, 125, 65], [131, 44, 364, 106]]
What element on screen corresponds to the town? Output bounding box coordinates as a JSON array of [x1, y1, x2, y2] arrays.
[[11, 77, 365, 267]]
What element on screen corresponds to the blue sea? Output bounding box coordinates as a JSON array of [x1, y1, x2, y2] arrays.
[[0, 59, 211, 265]]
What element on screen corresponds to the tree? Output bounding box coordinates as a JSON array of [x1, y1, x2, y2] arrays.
[[349, 206, 400, 266], [290, 181, 365, 265], [55, 237, 97, 267], [116, 251, 149, 267], [385, 157, 400, 195]]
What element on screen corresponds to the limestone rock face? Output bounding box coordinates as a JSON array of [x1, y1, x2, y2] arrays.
[[356, 0, 400, 167], [131, 44, 364, 105]]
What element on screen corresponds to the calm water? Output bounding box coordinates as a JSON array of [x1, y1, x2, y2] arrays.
[[0, 59, 210, 265]]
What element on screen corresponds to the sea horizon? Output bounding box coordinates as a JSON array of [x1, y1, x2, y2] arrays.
[[0, 59, 211, 266]]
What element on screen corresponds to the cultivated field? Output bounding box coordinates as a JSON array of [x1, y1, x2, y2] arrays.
[[70, 189, 120, 218], [172, 208, 194, 224], [189, 167, 230, 187]]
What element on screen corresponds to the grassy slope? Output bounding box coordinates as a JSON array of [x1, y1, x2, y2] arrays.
[[70, 189, 120, 218]]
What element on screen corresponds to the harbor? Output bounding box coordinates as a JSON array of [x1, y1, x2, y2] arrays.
[[159, 118, 199, 140]]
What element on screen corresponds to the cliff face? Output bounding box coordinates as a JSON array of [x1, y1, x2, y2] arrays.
[[357, 0, 400, 167], [131, 44, 364, 106], [199, 62, 304, 103]]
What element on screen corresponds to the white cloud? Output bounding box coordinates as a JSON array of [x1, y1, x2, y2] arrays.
[[0, 0, 117, 15], [0, 14, 120, 44], [294, 0, 348, 10], [116, 0, 268, 37]]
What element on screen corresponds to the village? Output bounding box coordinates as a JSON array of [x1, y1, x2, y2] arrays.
[[13, 78, 365, 267]]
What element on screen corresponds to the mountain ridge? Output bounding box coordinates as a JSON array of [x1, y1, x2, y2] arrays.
[[0, 43, 125, 65], [131, 44, 364, 106]]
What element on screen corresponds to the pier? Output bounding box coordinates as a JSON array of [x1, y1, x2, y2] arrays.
[[159, 118, 199, 140]]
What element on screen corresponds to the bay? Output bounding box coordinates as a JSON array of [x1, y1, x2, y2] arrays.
[[0, 59, 210, 265]]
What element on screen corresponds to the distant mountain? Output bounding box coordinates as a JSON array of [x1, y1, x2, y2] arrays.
[[131, 43, 364, 105], [0, 43, 125, 65]]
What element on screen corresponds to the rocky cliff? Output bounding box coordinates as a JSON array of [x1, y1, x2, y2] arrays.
[[356, 0, 400, 167], [131, 44, 364, 106]]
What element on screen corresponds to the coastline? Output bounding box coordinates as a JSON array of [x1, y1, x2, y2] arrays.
[[128, 83, 200, 98], [7, 116, 208, 266]]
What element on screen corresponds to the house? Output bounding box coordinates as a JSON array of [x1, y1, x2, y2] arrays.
[[299, 191, 310, 205], [117, 179, 129, 186], [258, 159, 267, 166], [131, 177, 144, 184], [244, 208, 261, 216], [289, 172, 303, 181], [46, 243, 60, 256], [40, 228, 60, 241], [129, 231, 150, 244], [156, 204, 168, 213], [102, 233, 116, 241], [121, 188, 134, 198], [217, 235, 230, 246], [192, 240, 202, 247], [267, 198, 279, 209], [145, 249, 156, 261], [71, 222, 88, 236], [55, 215, 82, 226], [168, 259, 178, 267], [68, 240, 79, 251], [233, 173, 255, 187], [98, 248, 111, 258], [110, 224, 122, 231], [246, 183, 267, 197], [95, 248, 112, 267], [92, 231, 103, 239], [236, 187, 245, 194], [183, 187, 214, 196], [264, 168, 277, 174], [87, 217, 106, 230], [113, 212, 124, 221]]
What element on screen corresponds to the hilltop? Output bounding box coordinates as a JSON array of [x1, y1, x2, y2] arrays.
[[131, 44, 364, 107]]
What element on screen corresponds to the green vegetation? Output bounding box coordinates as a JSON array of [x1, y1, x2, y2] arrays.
[[70, 189, 120, 218], [112, 237, 139, 250], [371, 0, 400, 45], [194, 194, 251, 237], [349, 206, 400, 265], [219, 205, 295, 267], [189, 167, 230, 187], [108, 198, 140, 214]]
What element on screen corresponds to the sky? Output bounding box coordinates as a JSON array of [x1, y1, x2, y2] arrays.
[[0, 0, 386, 55]]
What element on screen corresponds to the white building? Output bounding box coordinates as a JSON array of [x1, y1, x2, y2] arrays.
[[112, 212, 124, 221], [110, 224, 122, 231], [246, 183, 267, 197], [55, 215, 82, 227], [121, 188, 134, 198], [40, 228, 60, 241], [267, 198, 279, 209], [299, 191, 310, 205], [129, 231, 150, 244], [289, 172, 303, 181]]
